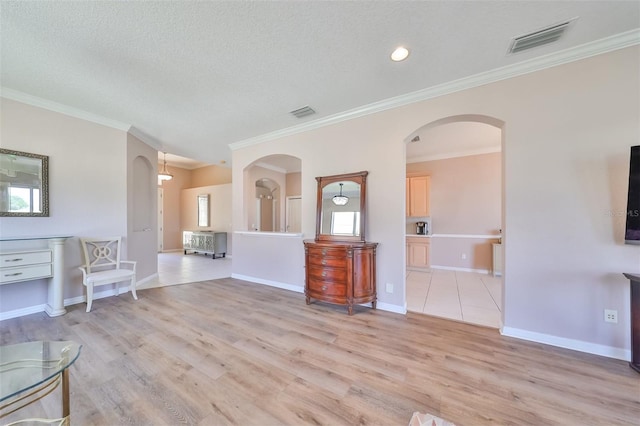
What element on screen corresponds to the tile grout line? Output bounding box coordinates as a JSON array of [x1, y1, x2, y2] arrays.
[[455, 271, 464, 320], [480, 275, 502, 312], [421, 270, 433, 313]]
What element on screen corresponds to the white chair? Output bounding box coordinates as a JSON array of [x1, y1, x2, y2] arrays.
[[78, 237, 137, 312]]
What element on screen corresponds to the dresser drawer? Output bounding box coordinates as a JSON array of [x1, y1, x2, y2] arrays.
[[0, 263, 53, 284], [0, 250, 52, 268], [307, 279, 347, 297], [307, 255, 347, 268], [308, 265, 346, 281], [306, 246, 347, 258]]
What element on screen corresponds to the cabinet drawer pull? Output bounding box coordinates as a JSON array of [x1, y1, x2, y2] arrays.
[[322, 271, 327, 277], [5, 258, 23, 262], [321, 249, 327, 255], [321, 260, 327, 265], [322, 286, 327, 291], [4, 272, 23, 277]]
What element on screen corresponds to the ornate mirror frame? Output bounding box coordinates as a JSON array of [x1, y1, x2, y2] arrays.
[[0, 148, 49, 217], [315, 171, 368, 242], [197, 194, 209, 227]]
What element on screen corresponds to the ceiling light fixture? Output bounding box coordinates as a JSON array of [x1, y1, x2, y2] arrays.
[[158, 152, 173, 181], [332, 183, 349, 206], [391, 46, 409, 62]]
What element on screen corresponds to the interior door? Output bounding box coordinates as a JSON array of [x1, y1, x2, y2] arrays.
[[158, 187, 163, 252], [286, 196, 302, 232]]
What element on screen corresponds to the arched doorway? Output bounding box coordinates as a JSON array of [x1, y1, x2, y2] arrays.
[[243, 154, 302, 233], [404, 114, 505, 328]]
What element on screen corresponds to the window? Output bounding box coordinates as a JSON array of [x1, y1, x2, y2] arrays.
[[331, 211, 360, 236], [8, 186, 41, 213]]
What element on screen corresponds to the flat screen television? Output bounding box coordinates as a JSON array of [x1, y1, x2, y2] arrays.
[[625, 145, 640, 244]]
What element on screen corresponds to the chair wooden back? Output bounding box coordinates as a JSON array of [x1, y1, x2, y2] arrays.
[[80, 237, 123, 274]]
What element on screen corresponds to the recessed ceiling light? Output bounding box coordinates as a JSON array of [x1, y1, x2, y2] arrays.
[[391, 46, 409, 62]]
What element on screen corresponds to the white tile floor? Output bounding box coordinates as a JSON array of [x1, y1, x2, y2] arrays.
[[406, 269, 503, 328], [138, 251, 232, 289]]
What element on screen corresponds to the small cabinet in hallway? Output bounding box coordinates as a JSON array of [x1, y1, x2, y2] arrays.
[[406, 176, 431, 217], [406, 236, 430, 269]]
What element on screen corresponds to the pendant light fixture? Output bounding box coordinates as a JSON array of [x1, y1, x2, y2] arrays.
[[332, 183, 349, 206], [158, 152, 173, 181]]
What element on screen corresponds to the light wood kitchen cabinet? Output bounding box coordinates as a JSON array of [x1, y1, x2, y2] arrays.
[[406, 176, 431, 217], [406, 237, 430, 269]]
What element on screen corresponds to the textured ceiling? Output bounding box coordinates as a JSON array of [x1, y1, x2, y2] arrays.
[[1, 1, 638, 167]]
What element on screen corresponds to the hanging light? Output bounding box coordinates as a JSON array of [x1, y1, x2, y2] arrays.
[[332, 183, 349, 206], [158, 152, 173, 181]]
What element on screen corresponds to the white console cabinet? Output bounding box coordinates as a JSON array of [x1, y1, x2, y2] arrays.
[[0, 250, 52, 284], [183, 231, 227, 258], [0, 236, 71, 316]]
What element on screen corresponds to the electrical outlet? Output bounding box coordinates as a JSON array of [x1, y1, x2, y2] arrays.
[[461, 253, 467, 260], [385, 283, 394, 293], [604, 309, 618, 323]]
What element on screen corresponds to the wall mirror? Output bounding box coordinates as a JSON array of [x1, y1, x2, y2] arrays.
[[197, 194, 209, 227], [315, 171, 368, 241], [0, 149, 49, 217]]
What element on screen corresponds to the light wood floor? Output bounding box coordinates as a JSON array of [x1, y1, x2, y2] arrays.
[[2, 278, 639, 425]]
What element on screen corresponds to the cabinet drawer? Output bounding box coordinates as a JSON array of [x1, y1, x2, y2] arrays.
[[0, 263, 53, 284], [308, 265, 346, 281], [0, 250, 52, 268], [307, 279, 347, 297], [308, 255, 347, 268], [306, 246, 347, 258]]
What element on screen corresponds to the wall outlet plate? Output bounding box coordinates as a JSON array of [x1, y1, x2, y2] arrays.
[[604, 309, 618, 323], [385, 283, 393, 293]]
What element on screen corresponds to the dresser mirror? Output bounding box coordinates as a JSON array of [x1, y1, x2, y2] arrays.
[[0, 149, 49, 217], [315, 171, 368, 241]]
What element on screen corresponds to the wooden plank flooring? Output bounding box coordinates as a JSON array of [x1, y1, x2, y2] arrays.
[[1, 277, 639, 425]]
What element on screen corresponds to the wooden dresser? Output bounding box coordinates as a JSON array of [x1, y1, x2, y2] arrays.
[[304, 240, 378, 315]]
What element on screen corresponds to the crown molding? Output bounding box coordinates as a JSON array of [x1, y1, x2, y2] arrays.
[[128, 126, 163, 151], [407, 146, 501, 163], [229, 28, 640, 151], [0, 87, 131, 131]]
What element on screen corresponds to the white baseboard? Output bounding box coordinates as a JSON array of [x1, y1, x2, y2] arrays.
[[0, 285, 136, 320], [0, 304, 48, 321], [231, 273, 304, 293], [501, 326, 631, 362], [376, 301, 407, 315], [431, 265, 490, 274], [231, 273, 406, 315]]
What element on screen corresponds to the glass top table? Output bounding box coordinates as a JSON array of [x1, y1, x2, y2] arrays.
[[0, 341, 82, 424]]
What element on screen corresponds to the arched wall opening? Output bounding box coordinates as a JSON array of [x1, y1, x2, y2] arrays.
[[242, 154, 302, 233], [404, 114, 506, 327]]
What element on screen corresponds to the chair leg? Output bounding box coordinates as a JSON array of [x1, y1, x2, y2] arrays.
[[130, 278, 138, 300], [86, 284, 94, 312]]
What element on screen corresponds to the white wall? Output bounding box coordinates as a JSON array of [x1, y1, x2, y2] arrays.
[[232, 46, 640, 357], [0, 98, 157, 316], [127, 133, 159, 280]]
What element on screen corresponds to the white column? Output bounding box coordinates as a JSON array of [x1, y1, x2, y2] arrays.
[[45, 238, 67, 317]]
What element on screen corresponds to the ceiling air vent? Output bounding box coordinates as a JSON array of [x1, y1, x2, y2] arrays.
[[508, 19, 575, 54], [290, 105, 316, 118]]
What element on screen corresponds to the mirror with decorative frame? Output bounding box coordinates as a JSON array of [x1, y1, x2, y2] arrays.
[[197, 194, 209, 227], [315, 171, 368, 241], [0, 149, 49, 217]]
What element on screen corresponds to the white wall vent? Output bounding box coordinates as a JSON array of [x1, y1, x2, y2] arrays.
[[290, 105, 316, 118], [508, 19, 576, 54]]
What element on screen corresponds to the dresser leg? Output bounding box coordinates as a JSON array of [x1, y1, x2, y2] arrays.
[[372, 301, 377, 309], [348, 305, 354, 315], [305, 296, 310, 305]]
